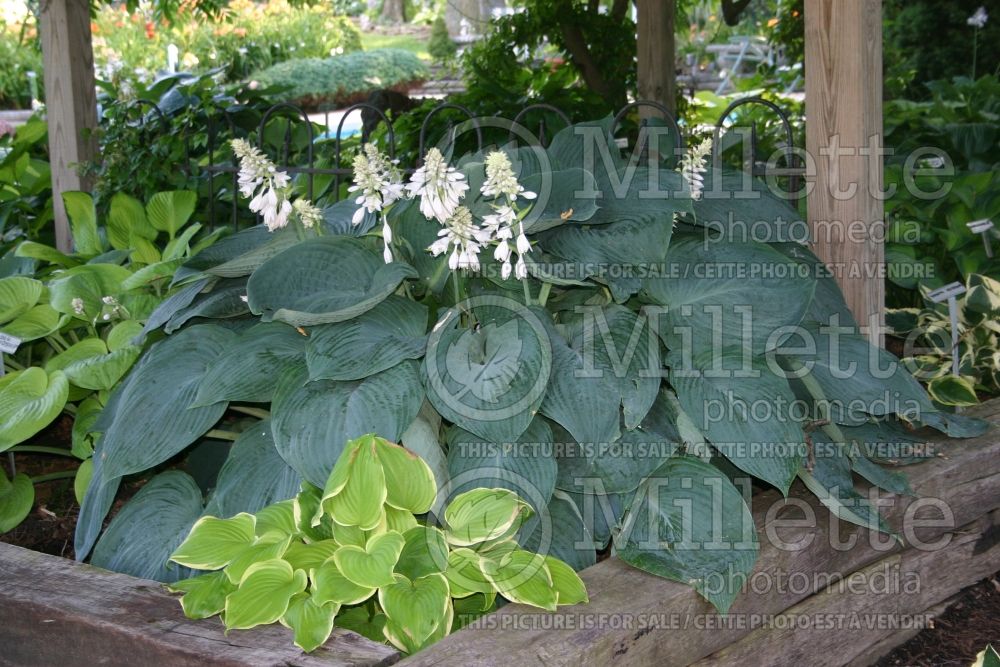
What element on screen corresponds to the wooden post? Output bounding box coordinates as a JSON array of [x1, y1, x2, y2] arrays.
[[805, 0, 885, 343], [40, 0, 98, 254], [636, 0, 676, 115]]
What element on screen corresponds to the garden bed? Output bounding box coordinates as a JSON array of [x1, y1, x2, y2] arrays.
[[1, 399, 997, 666]]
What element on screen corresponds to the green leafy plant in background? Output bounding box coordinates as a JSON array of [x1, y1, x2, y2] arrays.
[[0, 117, 52, 273], [887, 274, 1000, 407], [250, 48, 429, 109], [883, 75, 1000, 307], [75, 117, 988, 622], [167, 434, 586, 653], [0, 188, 220, 531], [426, 16, 457, 66]]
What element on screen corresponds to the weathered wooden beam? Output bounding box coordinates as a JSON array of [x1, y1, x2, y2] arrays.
[[0, 544, 400, 666], [636, 0, 676, 115], [692, 510, 1000, 666], [39, 0, 98, 253], [804, 0, 885, 343], [403, 400, 1000, 666]]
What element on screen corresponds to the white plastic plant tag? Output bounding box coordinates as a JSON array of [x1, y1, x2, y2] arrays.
[[0, 332, 21, 354], [927, 282, 965, 377], [967, 218, 994, 258]]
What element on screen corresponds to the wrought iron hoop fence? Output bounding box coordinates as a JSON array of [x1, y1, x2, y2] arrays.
[[127, 95, 804, 231]]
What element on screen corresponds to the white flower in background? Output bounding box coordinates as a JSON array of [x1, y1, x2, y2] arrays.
[[348, 143, 404, 226], [293, 199, 323, 229], [678, 137, 712, 200], [968, 6, 988, 28], [428, 206, 492, 271], [407, 147, 469, 223], [481, 151, 537, 202], [480, 150, 535, 279], [71, 298, 85, 316], [349, 143, 405, 262], [232, 139, 294, 232]]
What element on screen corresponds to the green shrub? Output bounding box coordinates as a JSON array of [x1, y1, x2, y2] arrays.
[[0, 27, 42, 109], [252, 49, 428, 107], [426, 16, 457, 64], [91, 0, 363, 85]]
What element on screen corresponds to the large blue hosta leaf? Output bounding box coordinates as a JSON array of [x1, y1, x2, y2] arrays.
[[540, 305, 661, 445], [776, 321, 937, 425], [194, 322, 308, 406], [686, 167, 810, 243], [423, 303, 552, 445], [668, 348, 805, 494], [617, 456, 759, 613], [446, 417, 557, 514], [520, 493, 598, 572], [91, 471, 203, 582], [305, 296, 428, 382], [246, 236, 417, 327], [203, 420, 301, 518], [643, 234, 816, 354], [271, 361, 424, 486], [75, 324, 234, 559]]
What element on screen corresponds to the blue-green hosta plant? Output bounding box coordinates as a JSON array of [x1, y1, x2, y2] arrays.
[[0, 188, 221, 531], [76, 117, 989, 619], [167, 434, 587, 653]]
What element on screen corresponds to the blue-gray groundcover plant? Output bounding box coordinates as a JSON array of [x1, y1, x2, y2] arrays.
[[75, 117, 988, 627]]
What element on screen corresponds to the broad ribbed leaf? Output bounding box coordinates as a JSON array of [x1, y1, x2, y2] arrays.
[[535, 211, 675, 301], [1, 304, 64, 341], [480, 550, 556, 611], [395, 525, 449, 580], [62, 191, 102, 257], [167, 571, 236, 619], [0, 368, 69, 452], [138, 278, 209, 340], [48, 264, 132, 319], [170, 513, 256, 570], [668, 349, 804, 494], [271, 361, 424, 487], [281, 593, 338, 653], [0, 276, 42, 323], [424, 306, 552, 444], [444, 488, 530, 547], [643, 234, 816, 354], [224, 559, 307, 630], [305, 296, 427, 381], [91, 471, 203, 581], [0, 471, 34, 533], [687, 168, 809, 242], [378, 438, 437, 514], [618, 456, 758, 613], [203, 421, 301, 518], [545, 556, 588, 605], [146, 191, 197, 237], [447, 418, 557, 514], [108, 192, 156, 250], [164, 278, 249, 333], [246, 237, 417, 326], [194, 322, 307, 406], [777, 321, 936, 424], [311, 558, 376, 606], [520, 493, 598, 571], [378, 572, 450, 649], [92, 325, 234, 481], [334, 531, 405, 588]]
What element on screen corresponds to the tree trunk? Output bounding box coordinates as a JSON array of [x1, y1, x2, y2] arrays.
[[380, 0, 406, 23]]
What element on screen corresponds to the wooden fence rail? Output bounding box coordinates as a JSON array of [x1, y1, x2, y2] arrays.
[[1, 399, 997, 666]]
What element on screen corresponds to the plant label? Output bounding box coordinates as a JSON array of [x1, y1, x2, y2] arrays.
[[0, 332, 21, 354], [928, 282, 964, 378], [967, 218, 994, 258], [928, 282, 966, 303]]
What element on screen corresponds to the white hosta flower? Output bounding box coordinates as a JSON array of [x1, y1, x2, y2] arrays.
[[481, 151, 536, 202], [71, 298, 85, 316], [382, 218, 394, 263], [348, 143, 404, 227], [408, 148, 469, 223], [232, 139, 294, 231], [968, 6, 988, 28], [428, 206, 491, 272], [293, 199, 323, 229], [678, 137, 712, 200], [482, 204, 531, 279]]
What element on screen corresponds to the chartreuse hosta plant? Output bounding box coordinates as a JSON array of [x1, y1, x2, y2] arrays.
[[0, 189, 219, 532], [77, 117, 989, 618], [167, 434, 586, 653]]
